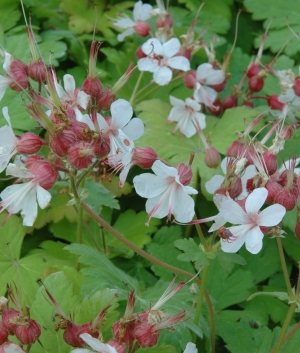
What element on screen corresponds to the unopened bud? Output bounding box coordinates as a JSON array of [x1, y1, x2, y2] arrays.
[[15, 319, 41, 345], [50, 128, 77, 157], [134, 322, 159, 348], [242, 100, 254, 108], [246, 63, 261, 78], [9, 59, 29, 92], [248, 75, 264, 92], [211, 80, 226, 92], [293, 79, 300, 97], [92, 135, 110, 158], [2, 308, 20, 335], [134, 21, 151, 37], [83, 76, 103, 98], [28, 60, 47, 82], [176, 163, 193, 185], [183, 71, 196, 89], [68, 142, 95, 169], [265, 180, 282, 204], [132, 147, 157, 169], [97, 90, 116, 111], [295, 208, 300, 240], [204, 146, 221, 169], [282, 124, 296, 140], [156, 16, 173, 29], [275, 188, 296, 211], [63, 322, 92, 348], [226, 140, 244, 158], [16, 132, 45, 154], [27, 158, 57, 190], [0, 321, 9, 345], [267, 95, 284, 110], [262, 151, 278, 175], [223, 95, 238, 109], [107, 339, 126, 353], [210, 99, 224, 116]]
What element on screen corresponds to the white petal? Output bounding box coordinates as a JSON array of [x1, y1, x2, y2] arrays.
[[220, 157, 230, 174], [114, 17, 135, 29], [219, 199, 248, 224], [152, 160, 178, 178], [6, 163, 32, 178], [119, 163, 132, 187], [117, 27, 135, 42], [142, 38, 163, 56], [111, 99, 133, 128], [146, 193, 169, 219], [0, 76, 10, 100], [245, 187, 268, 213], [122, 118, 144, 140], [133, 1, 152, 21], [185, 97, 201, 111], [36, 185, 51, 209], [168, 56, 191, 71], [71, 350, 91, 353], [205, 175, 225, 194], [2, 106, 11, 126], [258, 204, 286, 226], [138, 57, 158, 72], [76, 91, 90, 109], [245, 227, 264, 254], [96, 113, 109, 132], [134, 173, 169, 198], [162, 38, 181, 58], [170, 96, 185, 108], [172, 187, 196, 222], [4, 343, 28, 353], [196, 63, 213, 80], [63, 74, 75, 95], [183, 342, 198, 353], [80, 334, 117, 353], [153, 66, 172, 85], [220, 224, 249, 253], [182, 185, 198, 195], [21, 188, 38, 226], [76, 113, 95, 130]]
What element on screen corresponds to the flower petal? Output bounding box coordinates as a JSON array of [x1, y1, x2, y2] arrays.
[[6, 163, 33, 178], [122, 118, 144, 140], [152, 160, 178, 178], [245, 226, 264, 254], [258, 204, 286, 226], [114, 17, 135, 29], [21, 188, 38, 226], [205, 175, 225, 194], [79, 334, 117, 353], [36, 185, 51, 209], [63, 74, 75, 95], [117, 27, 135, 42], [153, 66, 172, 85], [142, 38, 163, 56], [219, 199, 248, 224], [183, 342, 198, 353], [133, 173, 169, 198], [138, 57, 158, 72], [168, 56, 190, 71], [245, 187, 268, 213], [172, 187, 195, 223], [162, 38, 181, 58], [111, 99, 133, 128], [146, 193, 169, 219], [220, 224, 249, 253], [0, 76, 10, 100]]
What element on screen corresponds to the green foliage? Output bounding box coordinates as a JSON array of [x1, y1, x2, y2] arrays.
[[136, 344, 177, 353]]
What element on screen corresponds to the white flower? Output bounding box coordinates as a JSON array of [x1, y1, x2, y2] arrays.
[[168, 96, 206, 138], [133, 160, 197, 223], [0, 51, 13, 100], [0, 107, 18, 173], [114, 1, 153, 41], [4, 342, 27, 353], [0, 163, 51, 226], [77, 99, 144, 165], [138, 38, 190, 85], [205, 157, 256, 199], [219, 187, 286, 254], [72, 333, 117, 353], [193, 63, 225, 108], [183, 342, 198, 353]]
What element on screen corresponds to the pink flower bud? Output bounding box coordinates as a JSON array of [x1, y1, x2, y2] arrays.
[[248, 76, 264, 92], [15, 319, 41, 345], [242, 100, 254, 108], [223, 95, 238, 109], [0, 321, 9, 345], [134, 21, 151, 37], [131, 147, 158, 169], [262, 151, 278, 175], [71, 120, 91, 141], [63, 322, 92, 348], [50, 128, 77, 157], [92, 135, 110, 158], [210, 99, 224, 116], [134, 322, 159, 348], [106, 339, 126, 353], [83, 76, 103, 98], [295, 208, 300, 240], [27, 158, 57, 190], [2, 308, 20, 335], [293, 79, 300, 96], [247, 63, 261, 78], [204, 146, 221, 169], [282, 125, 296, 140], [265, 180, 282, 204], [211, 80, 226, 92], [0, 341, 26, 353], [68, 142, 95, 169], [28, 60, 47, 82], [275, 188, 296, 211], [226, 140, 244, 158], [267, 95, 284, 110], [16, 132, 45, 154], [183, 71, 196, 89], [156, 16, 173, 29], [175, 163, 193, 185], [97, 90, 116, 111], [136, 46, 147, 59], [9, 59, 29, 92]]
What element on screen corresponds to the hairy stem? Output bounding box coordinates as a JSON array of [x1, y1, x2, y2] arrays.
[[276, 235, 293, 298], [129, 71, 144, 106], [80, 201, 215, 352]]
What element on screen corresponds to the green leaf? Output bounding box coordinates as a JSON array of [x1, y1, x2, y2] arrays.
[[103, 210, 160, 258], [85, 180, 120, 214], [247, 291, 289, 302], [0, 0, 21, 32], [136, 344, 177, 353], [174, 238, 215, 269], [146, 226, 195, 281], [65, 244, 140, 300], [216, 250, 247, 273]]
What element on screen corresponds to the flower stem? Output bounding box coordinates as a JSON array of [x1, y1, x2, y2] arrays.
[[276, 235, 293, 298], [192, 264, 210, 343], [129, 71, 144, 106], [80, 201, 215, 352], [77, 205, 83, 245], [194, 220, 209, 252], [76, 159, 99, 187], [271, 302, 297, 353]]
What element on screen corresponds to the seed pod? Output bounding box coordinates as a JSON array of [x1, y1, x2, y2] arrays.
[[15, 319, 41, 345]]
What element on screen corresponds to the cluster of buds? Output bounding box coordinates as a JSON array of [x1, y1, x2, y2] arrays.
[[0, 288, 41, 352]]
